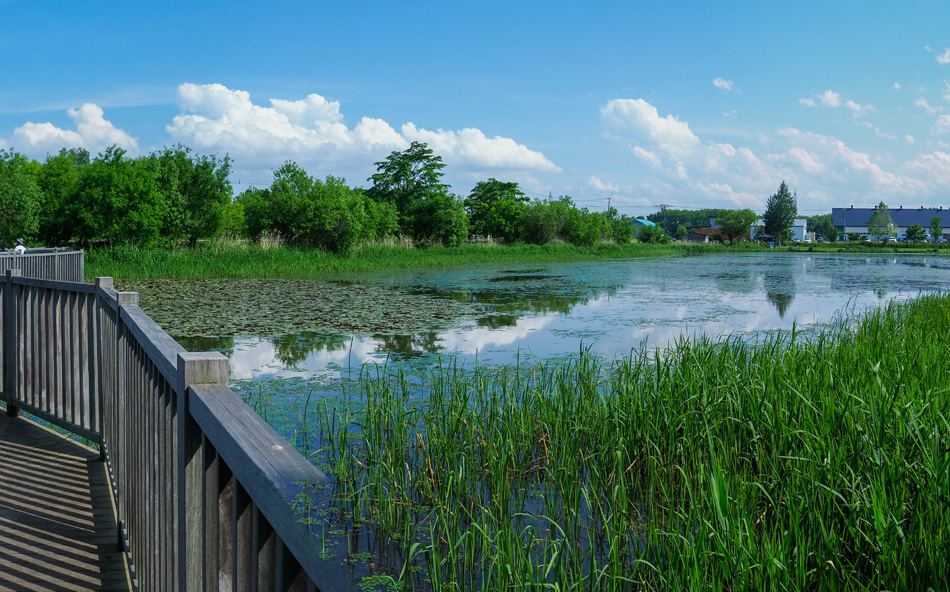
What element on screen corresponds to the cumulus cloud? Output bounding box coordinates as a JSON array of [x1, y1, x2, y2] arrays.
[[906, 134, 916, 144], [915, 98, 940, 114], [713, 78, 735, 91], [934, 114, 950, 135], [904, 151, 950, 186], [893, 82, 901, 90], [800, 90, 874, 116], [11, 103, 138, 154], [167, 82, 557, 180], [938, 49, 950, 65], [601, 99, 700, 159]]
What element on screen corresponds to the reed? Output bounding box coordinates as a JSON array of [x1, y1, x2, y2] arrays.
[[86, 241, 733, 280], [288, 294, 950, 591]]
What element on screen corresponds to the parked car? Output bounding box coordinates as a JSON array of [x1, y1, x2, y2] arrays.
[[887, 237, 898, 243]]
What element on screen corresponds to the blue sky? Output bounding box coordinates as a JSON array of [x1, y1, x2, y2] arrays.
[[3, 1, 950, 216]]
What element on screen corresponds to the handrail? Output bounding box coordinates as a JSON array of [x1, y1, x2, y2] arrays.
[[1, 269, 352, 591]]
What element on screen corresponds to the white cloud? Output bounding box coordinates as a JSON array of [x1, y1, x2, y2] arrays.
[[938, 49, 950, 65], [800, 90, 873, 116], [11, 103, 138, 154], [906, 134, 916, 144], [722, 109, 737, 118], [915, 98, 939, 114], [166, 83, 556, 182], [587, 176, 619, 192], [632, 146, 663, 168], [934, 114, 950, 135], [904, 152, 950, 186], [400, 123, 559, 171], [601, 98, 700, 159], [893, 82, 901, 90], [819, 90, 842, 107], [713, 78, 735, 91]]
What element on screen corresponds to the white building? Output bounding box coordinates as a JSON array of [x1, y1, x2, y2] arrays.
[[750, 218, 810, 242], [832, 206, 949, 240]]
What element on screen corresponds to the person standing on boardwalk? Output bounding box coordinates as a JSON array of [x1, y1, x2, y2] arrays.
[[13, 238, 26, 254]]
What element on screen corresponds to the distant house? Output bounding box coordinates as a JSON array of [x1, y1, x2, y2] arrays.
[[832, 205, 949, 240], [693, 217, 751, 241], [686, 231, 709, 243], [750, 218, 810, 242]]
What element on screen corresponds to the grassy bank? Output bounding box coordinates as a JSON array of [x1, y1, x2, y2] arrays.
[[265, 293, 950, 591], [85, 241, 748, 281]]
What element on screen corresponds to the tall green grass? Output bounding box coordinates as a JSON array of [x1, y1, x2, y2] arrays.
[[85, 241, 733, 280], [296, 294, 949, 591]]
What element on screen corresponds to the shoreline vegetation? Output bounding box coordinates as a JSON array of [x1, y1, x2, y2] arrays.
[[242, 292, 949, 591], [86, 239, 950, 281]]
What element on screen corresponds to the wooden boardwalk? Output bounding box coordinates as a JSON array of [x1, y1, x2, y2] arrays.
[[0, 413, 131, 592]]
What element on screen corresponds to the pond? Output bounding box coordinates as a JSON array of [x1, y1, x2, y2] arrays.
[[123, 252, 950, 381]]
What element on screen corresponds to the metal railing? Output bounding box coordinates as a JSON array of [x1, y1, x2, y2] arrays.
[[1, 267, 352, 591]]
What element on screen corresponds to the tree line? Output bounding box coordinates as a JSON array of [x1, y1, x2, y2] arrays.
[[0, 142, 639, 253]]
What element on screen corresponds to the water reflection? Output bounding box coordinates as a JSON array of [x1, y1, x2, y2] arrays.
[[177, 254, 950, 380]]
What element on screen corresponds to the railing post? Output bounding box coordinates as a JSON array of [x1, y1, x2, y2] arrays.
[[177, 351, 230, 591], [113, 290, 138, 558], [94, 277, 114, 462], [4, 269, 21, 417]]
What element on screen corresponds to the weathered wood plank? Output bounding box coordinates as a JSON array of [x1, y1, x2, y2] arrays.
[[0, 413, 131, 592]]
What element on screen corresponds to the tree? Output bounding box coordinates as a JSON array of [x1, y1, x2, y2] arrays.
[[407, 193, 468, 247], [153, 145, 232, 246], [763, 182, 797, 245], [522, 197, 574, 245], [0, 150, 42, 245], [73, 147, 166, 246], [906, 224, 927, 243], [930, 216, 944, 242], [464, 178, 529, 242], [37, 148, 88, 245], [867, 201, 894, 241], [637, 224, 670, 244], [807, 213, 836, 242], [716, 209, 759, 245], [674, 224, 688, 240], [367, 141, 449, 233]]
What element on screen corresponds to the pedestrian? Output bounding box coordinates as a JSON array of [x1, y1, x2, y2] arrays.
[[13, 238, 26, 254]]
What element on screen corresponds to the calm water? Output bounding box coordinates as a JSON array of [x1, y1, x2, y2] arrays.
[[176, 253, 950, 381]]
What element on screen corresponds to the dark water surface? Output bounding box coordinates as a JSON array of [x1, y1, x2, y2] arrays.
[[160, 253, 950, 381]]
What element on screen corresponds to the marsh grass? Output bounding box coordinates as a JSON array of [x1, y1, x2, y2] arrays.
[[85, 241, 729, 281], [287, 294, 950, 591]]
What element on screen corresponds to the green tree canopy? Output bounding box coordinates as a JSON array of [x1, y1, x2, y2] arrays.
[[153, 145, 232, 246], [367, 141, 448, 232], [73, 147, 166, 246], [930, 216, 944, 242], [763, 182, 797, 245], [0, 150, 41, 245], [867, 202, 894, 241], [906, 224, 927, 242], [464, 178, 528, 242], [716, 209, 759, 244], [807, 213, 836, 242], [647, 208, 726, 235]]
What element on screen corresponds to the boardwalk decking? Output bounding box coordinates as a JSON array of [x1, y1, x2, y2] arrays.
[[0, 413, 131, 592]]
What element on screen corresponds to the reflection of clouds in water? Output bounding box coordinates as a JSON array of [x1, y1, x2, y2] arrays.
[[437, 314, 556, 354], [222, 254, 950, 380]]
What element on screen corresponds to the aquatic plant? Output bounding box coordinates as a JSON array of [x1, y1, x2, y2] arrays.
[[283, 293, 950, 591]]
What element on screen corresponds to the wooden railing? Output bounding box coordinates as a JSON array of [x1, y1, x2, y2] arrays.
[[1, 268, 353, 591], [0, 249, 84, 283]]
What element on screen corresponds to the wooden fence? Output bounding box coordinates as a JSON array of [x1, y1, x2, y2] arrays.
[[1, 266, 354, 591], [0, 249, 84, 283]]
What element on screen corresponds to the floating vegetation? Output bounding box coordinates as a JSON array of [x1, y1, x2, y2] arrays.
[[120, 278, 489, 338]]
